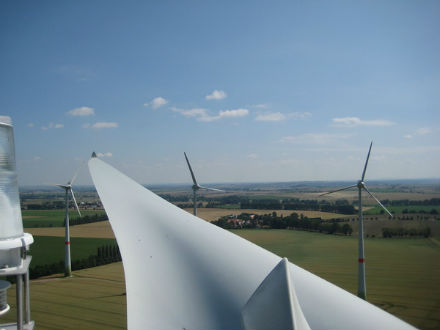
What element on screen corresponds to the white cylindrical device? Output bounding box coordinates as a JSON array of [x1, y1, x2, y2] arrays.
[[0, 118, 24, 239], [0, 279, 11, 316]]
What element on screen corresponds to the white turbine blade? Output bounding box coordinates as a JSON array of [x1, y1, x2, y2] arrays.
[[361, 141, 373, 181], [363, 185, 393, 217], [319, 184, 357, 196], [70, 161, 86, 185], [55, 184, 69, 190], [242, 258, 311, 330], [184, 152, 198, 186], [70, 189, 82, 217], [88, 157, 416, 330], [198, 185, 224, 192]]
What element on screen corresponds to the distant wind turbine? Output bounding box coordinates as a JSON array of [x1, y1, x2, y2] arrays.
[[55, 165, 83, 277], [184, 152, 223, 216], [320, 142, 393, 300]]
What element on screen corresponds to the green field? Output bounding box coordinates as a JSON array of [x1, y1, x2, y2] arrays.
[[3, 263, 127, 330], [364, 204, 440, 215], [29, 236, 117, 267], [232, 229, 440, 330], [1, 229, 438, 329], [22, 209, 106, 228]]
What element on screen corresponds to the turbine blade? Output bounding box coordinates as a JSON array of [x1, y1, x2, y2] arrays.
[[363, 185, 393, 217], [319, 184, 357, 196], [184, 152, 198, 186], [199, 186, 224, 192], [70, 189, 82, 217], [55, 184, 69, 189], [70, 161, 86, 185], [361, 141, 373, 181]]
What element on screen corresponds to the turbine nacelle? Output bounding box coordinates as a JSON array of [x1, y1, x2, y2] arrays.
[[357, 181, 365, 189]]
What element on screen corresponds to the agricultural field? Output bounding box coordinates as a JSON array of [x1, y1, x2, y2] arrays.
[[232, 229, 440, 330], [27, 221, 116, 239], [365, 204, 440, 215], [2, 225, 438, 329], [22, 209, 106, 228], [183, 207, 349, 221], [2, 263, 126, 330], [29, 236, 117, 267]]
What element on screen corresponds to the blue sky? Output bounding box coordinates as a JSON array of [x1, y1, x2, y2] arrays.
[[1, 1, 439, 185]]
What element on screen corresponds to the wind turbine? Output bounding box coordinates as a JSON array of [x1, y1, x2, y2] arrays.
[[320, 142, 393, 300], [55, 165, 83, 277], [184, 152, 223, 216]]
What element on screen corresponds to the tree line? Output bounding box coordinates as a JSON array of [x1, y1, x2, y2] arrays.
[[382, 227, 431, 238], [28, 243, 121, 279], [212, 212, 353, 236], [69, 213, 108, 226]]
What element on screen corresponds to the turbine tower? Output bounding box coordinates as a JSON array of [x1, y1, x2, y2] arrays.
[[320, 142, 393, 300], [184, 152, 223, 216], [56, 166, 82, 277]]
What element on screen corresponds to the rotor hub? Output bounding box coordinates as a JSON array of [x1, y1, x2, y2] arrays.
[[357, 180, 365, 189]]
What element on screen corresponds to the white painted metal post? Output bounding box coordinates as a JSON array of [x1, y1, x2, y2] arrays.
[[358, 187, 366, 300], [193, 189, 197, 216], [65, 189, 72, 277], [16, 274, 23, 330], [24, 271, 30, 324]]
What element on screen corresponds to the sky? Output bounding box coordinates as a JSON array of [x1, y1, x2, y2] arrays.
[[1, 1, 439, 186]]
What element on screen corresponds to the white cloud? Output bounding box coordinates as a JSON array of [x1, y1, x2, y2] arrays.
[[171, 107, 208, 118], [172, 107, 249, 122], [33, 156, 41, 161], [281, 133, 352, 145], [415, 127, 432, 135], [289, 112, 312, 119], [255, 112, 286, 122], [255, 111, 311, 122], [206, 90, 227, 100], [41, 122, 64, 130], [145, 97, 168, 109], [27, 123, 34, 128], [248, 153, 258, 159], [404, 127, 432, 139], [199, 109, 249, 122], [332, 117, 395, 127], [91, 122, 118, 129], [0, 116, 12, 125], [97, 152, 113, 157], [255, 104, 269, 109], [67, 106, 95, 116]]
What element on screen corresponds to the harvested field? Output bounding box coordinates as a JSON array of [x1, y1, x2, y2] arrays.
[[27, 221, 115, 239]]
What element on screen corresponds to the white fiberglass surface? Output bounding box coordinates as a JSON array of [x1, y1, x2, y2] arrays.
[[89, 158, 416, 330], [0, 123, 23, 239]]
